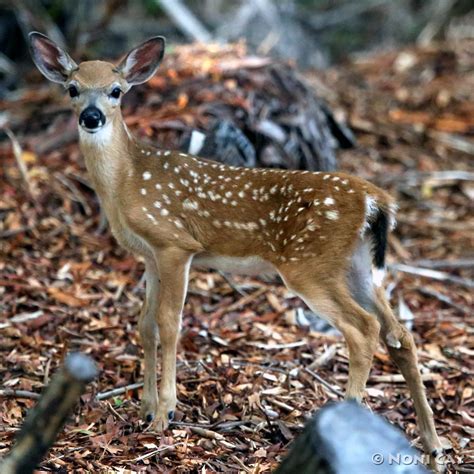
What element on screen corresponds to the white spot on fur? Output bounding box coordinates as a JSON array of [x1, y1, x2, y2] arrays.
[[324, 197, 335, 206], [325, 210, 339, 220], [160, 209, 169, 216], [143, 171, 151, 180], [140, 188, 147, 195], [183, 199, 199, 210], [153, 201, 161, 209]]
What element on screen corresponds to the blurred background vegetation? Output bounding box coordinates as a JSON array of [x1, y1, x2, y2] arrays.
[[0, 0, 473, 96]]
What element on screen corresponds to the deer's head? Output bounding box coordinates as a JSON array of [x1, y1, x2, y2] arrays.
[[29, 32, 165, 134]]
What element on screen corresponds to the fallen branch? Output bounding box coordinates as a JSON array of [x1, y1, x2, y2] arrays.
[[0, 353, 98, 474], [410, 258, 474, 270], [156, 0, 212, 42], [389, 263, 474, 289]]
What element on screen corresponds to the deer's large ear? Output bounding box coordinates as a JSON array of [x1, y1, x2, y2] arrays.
[[29, 32, 77, 84], [116, 36, 165, 86]]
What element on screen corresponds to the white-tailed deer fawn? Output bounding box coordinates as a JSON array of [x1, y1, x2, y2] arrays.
[[29, 32, 442, 458]]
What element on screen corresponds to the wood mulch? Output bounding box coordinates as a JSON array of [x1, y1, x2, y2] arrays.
[[0, 40, 472, 472]]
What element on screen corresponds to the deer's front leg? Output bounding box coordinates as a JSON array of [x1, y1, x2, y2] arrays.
[[138, 260, 160, 423], [152, 248, 193, 432]]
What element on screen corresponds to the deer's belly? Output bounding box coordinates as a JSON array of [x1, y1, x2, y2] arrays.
[[192, 253, 276, 276]]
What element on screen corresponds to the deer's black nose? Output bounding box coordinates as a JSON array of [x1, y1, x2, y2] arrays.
[[79, 106, 105, 130]]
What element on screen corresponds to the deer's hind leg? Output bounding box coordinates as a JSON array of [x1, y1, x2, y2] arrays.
[[279, 263, 380, 401], [373, 286, 442, 456]]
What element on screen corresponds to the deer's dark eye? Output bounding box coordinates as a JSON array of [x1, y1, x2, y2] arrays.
[[68, 85, 79, 98], [110, 87, 121, 99]]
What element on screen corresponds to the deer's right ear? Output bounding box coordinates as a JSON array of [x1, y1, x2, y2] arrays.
[[29, 32, 77, 84]]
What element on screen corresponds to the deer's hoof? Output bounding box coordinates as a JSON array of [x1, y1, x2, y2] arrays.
[[140, 397, 159, 424], [151, 401, 176, 432]]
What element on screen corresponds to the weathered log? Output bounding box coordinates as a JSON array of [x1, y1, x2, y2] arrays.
[[275, 401, 428, 474], [0, 353, 98, 474], [125, 43, 355, 173]]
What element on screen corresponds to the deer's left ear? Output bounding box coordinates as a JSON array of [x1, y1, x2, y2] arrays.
[[117, 36, 165, 86], [29, 31, 77, 84]]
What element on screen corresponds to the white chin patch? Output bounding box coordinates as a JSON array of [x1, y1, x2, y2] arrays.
[[79, 123, 112, 146], [372, 267, 385, 287]]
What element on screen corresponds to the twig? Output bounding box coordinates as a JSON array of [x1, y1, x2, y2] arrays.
[[246, 340, 307, 350], [410, 258, 474, 270], [54, 173, 93, 216], [304, 368, 344, 399], [369, 373, 442, 383], [157, 0, 212, 42], [418, 287, 470, 314], [389, 263, 474, 289], [307, 345, 337, 371], [417, 0, 457, 46], [209, 287, 267, 319], [133, 443, 184, 462], [266, 398, 295, 413], [106, 401, 127, 423], [171, 419, 254, 431], [96, 382, 144, 401], [3, 127, 33, 197], [188, 426, 224, 440], [295, 0, 391, 32], [0, 389, 41, 400], [217, 270, 247, 297], [381, 170, 474, 186], [429, 131, 474, 156]]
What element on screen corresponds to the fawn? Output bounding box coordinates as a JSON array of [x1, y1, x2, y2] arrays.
[[29, 32, 442, 458]]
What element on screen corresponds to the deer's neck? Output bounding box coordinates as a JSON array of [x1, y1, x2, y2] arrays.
[[78, 113, 133, 200]]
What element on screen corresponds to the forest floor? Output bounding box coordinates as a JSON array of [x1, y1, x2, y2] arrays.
[[0, 40, 473, 472]]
